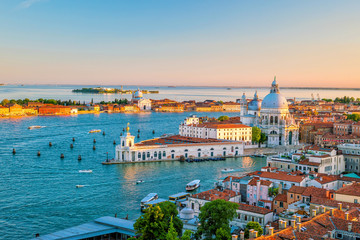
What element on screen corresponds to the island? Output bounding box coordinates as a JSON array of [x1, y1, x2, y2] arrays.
[[72, 87, 159, 94]]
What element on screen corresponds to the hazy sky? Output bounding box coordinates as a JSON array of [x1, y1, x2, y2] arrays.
[[1, 0, 360, 87]]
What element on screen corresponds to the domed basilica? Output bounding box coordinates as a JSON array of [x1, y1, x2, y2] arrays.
[[240, 77, 299, 147]]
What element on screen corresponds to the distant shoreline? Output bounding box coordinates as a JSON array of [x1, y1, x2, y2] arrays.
[[2, 84, 360, 91]]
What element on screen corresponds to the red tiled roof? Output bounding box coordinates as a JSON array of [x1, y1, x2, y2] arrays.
[[237, 203, 272, 215], [310, 196, 360, 209], [288, 186, 306, 194], [274, 194, 287, 203], [298, 159, 321, 166], [191, 189, 238, 201], [336, 182, 360, 197], [249, 171, 306, 183]]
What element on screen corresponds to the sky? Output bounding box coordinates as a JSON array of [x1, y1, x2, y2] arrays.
[[0, 0, 360, 88]]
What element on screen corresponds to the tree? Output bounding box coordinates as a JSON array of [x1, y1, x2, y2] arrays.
[[134, 205, 167, 240], [181, 230, 193, 240], [244, 221, 263, 239], [218, 115, 229, 122], [216, 228, 231, 240], [259, 133, 267, 144], [158, 201, 183, 237], [166, 217, 179, 240], [1, 99, 9, 106], [252, 126, 261, 143], [197, 199, 238, 239]]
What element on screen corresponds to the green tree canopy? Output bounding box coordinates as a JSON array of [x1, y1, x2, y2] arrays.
[[197, 199, 238, 239], [216, 228, 231, 240], [134, 205, 167, 240], [244, 221, 263, 239], [259, 133, 267, 144], [252, 126, 261, 143], [1, 99, 9, 106], [158, 201, 183, 237], [166, 217, 179, 240], [218, 115, 229, 122], [347, 114, 360, 122]]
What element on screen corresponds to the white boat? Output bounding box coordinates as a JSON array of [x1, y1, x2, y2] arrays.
[[136, 180, 145, 184], [221, 168, 235, 173], [140, 193, 158, 210], [89, 129, 101, 133], [76, 185, 85, 188], [28, 126, 45, 130], [79, 170, 93, 173], [186, 179, 200, 191]]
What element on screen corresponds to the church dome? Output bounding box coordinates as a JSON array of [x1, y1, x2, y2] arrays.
[[180, 207, 194, 220], [133, 89, 143, 99], [248, 91, 261, 111], [261, 77, 288, 109]]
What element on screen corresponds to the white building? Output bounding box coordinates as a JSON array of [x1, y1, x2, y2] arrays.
[[267, 146, 345, 175], [179, 121, 252, 144], [240, 77, 299, 147], [131, 89, 151, 110], [338, 144, 360, 173], [115, 125, 244, 163]]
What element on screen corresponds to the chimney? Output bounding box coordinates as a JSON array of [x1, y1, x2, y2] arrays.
[[269, 227, 274, 235], [297, 216, 301, 223], [345, 212, 349, 220], [291, 220, 296, 228], [311, 209, 317, 218], [348, 222, 352, 232], [232, 235, 238, 240], [254, 231, 258, 238], [265, 225, 270, 235], [240, 231, 245, 240], [249, 229, 254, 239], [320, 205, 325, 213], [328, 231, 333, 238], [330, 209, 334, 216], [279, 220, 283, 229], [297, 222, 301, 232], [283, 221, 287, 229], [292, 214, 297, 220], [338, 203, 342, 211]]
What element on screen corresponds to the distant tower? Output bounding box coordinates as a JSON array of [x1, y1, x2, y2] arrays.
[[117, 123, 135, 162], [317, 93, 320, 101], [311, 93, 314, 102], [240, 93, 247, 117]]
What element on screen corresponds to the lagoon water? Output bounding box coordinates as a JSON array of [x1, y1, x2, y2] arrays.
[[0, 111, 266, 239]]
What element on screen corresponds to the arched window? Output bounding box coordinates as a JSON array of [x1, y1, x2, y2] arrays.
[[154, 151, 157, 157], [122, 141, 125, 146], [171, 150, 175, 153], [197, 149, 201, 151], [223, 147, 227, 150], [270, 130, 277, 134], [138, 152, 141, 158], [270, 116, 273, 124], [163, 151, 166, 157], [275, 116, 278, 124], [185, 149, 188, 152], [147, 152, 150, 158]]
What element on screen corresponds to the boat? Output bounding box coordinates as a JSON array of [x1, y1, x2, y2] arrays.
[[89, 129, 101, 133], [76, 185, 85, 188], [141, 198, 168, 212], [79, 170, 93, 173], [221, 168, 235, 173], [28, 126, 45, 130], [186, 180, 200, 191], [140, 193, 158, 211], [136, 180, 145, 184], [168, 192, 190, 206]]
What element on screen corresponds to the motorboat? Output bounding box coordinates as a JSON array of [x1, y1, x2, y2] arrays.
[[76, 185, 85, 188], [136, 180, 145, 184], [140, 193, 158, 210], [186, 179, 200, 191], [89, 129, 101, 133], [79, 170, 93, 173], [28, 126, 45, 130], [221, 168, 235, 173], [141, 198, 168, 212]]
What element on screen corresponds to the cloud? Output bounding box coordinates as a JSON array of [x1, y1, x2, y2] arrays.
[[18, 0, 46, 9]]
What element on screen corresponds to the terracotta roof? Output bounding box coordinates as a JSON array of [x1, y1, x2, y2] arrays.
[[222, 176, 244, 183], [274, 194, 287, 203], [288, 186, 306, 194], [249, 171, 306, 183], [302, 187, 328, 198], [336, 182, 360, 197], [191, 189, 238, 201], [311, 197, 360, 209], [237, 203, 272, 215], [298, 159, 321, 166]]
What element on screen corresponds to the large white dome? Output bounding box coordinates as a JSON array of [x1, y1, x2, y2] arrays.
[[261, 78, 288, 109], [261, 92, 288, 109]]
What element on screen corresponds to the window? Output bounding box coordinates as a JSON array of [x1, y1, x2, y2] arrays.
[[355, 199, 358, 203], [290, 194, 293, 198], [191, 203, 194, 209], [147, 152, 150, 158], [280, 201, 284, 208], [336, 233, 343, 239]]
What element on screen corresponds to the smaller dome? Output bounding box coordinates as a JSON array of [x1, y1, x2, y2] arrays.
[[241, 93, 246, 100], [180, 207, 194, 220], [133, 89, 143, 99], [248, 99, 261, 111]]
